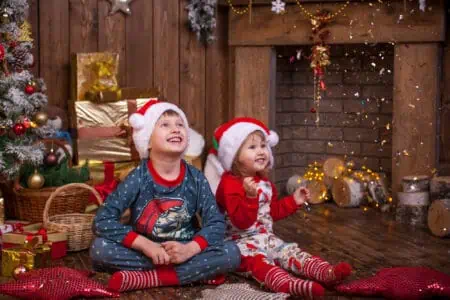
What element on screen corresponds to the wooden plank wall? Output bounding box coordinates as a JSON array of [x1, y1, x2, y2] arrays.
[[439, 6, 450, 175], [28, 0, 230, 156]]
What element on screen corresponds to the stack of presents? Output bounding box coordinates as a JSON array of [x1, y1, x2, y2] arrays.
[[0, 52, 205, 277]]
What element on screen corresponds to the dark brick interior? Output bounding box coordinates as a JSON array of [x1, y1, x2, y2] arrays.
[[274, 44, 394, 194]]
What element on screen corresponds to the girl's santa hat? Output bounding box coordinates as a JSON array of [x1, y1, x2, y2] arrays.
[[129, 99, 204, 159], [204, 117, 279, 194]]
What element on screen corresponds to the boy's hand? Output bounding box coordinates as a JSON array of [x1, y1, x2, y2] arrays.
[[132, 235, 170, 265], [243, 177, 258, 198], [161, 241, 200, 264], [293, 187, 310, 206]]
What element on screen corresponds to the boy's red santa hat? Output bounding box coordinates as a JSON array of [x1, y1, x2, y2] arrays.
[[204, 117, 279, 194], [129, 99, 204, 159]]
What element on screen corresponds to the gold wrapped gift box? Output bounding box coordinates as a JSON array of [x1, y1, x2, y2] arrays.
[[72, 98, 156, 163], [1, 238, 51, 277], [71, 52, 119, 101], [77, 160, 138, 185]]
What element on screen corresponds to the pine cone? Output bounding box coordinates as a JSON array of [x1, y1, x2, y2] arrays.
[[10, 47, 27, 71]]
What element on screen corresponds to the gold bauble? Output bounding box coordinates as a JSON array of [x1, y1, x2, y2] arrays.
[[27, 170, 44, 189], [34, 112, 48, 126], [12, 265, 28, 280], [1, 9, 10, 24]]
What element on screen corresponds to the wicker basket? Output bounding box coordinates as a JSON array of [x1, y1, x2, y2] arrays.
[[13, 139, 92, 222], [43, 183, 103, 252]]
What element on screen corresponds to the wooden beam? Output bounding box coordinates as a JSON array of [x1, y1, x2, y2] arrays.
[[153, 0, 180, 105], [392, 43, 440, 204], [126, 0, 153, 88], [179, 0, 206, 137], [98, 1, 126, 86], [39, 0, 70, 110], [231, 47, 276, 126], [229, 1, 446, 45], [440, 45, 450, 164], [219, 0, 348, 5], [206, 7, 230, 152]]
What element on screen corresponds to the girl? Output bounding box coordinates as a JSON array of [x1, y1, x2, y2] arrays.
[[204, 117, 352, 299]]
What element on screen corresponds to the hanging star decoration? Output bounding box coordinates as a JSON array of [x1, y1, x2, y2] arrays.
[[108, 0, 134, 16], [336, 267, 450, 299], [0, 267, 120, 300]]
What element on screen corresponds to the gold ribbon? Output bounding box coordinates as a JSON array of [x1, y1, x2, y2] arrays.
[[87, 58, 119, 95]]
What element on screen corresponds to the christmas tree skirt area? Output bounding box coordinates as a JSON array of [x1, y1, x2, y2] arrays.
[[0, 203, 448, 300]]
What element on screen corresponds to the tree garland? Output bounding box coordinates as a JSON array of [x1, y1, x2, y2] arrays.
[[186, 0, 218, 45]]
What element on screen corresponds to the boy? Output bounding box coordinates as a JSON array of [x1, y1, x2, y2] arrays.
[[90, 100, 240, 292]]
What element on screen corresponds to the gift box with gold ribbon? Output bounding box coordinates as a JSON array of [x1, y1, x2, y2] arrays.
[[71, 52, 120, 102], [71, 98, 157, 163], [1, 237, 51, 277], [2, 223, 67, 260], [85, 87, 160, 103]]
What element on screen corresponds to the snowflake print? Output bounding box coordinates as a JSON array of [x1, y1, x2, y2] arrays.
[[271, 0, 286, 14]]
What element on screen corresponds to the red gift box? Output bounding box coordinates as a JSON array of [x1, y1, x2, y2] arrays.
[[2, 223, 67, 260]]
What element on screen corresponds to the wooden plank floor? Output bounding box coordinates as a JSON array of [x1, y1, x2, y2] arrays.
[[1, 203, 449, 299]]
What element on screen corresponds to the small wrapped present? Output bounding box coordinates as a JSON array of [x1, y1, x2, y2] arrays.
[[77, 160, 138, 185], [71, 52, 119, 101], [85, 87, 160, 103], [2, 223, 67, 260], [0, 221, 31, 239], [2, 237, 51, 277], [72, 98, 157, 162]]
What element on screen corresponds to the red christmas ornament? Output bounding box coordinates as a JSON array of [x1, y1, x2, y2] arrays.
[[336, 267, 450, 300], [12, 123, 26, 136], [25, 84, 35, 95], [310, 107, 316, 113], [23, 118, 31, 128], [0, 267, 120, 300], [320, 80, 326, 90], [44, 152, 58, 166], [0, 44, 5, 61]]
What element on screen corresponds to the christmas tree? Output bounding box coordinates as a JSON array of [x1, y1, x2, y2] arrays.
[[0, 0, 54, 181]]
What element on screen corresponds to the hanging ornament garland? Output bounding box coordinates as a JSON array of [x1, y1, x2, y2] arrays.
[[295, 1, 350, 125]]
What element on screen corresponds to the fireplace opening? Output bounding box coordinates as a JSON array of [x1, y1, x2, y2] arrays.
[[274, 44, 394, 196]]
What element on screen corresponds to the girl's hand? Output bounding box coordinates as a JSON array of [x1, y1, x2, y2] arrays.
[[293, 187, 310, 206], [162, 241, 200, 264], [243, 177, 258, 198], [132, 235, 170, 265]]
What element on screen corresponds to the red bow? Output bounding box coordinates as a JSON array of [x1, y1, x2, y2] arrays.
[[89, 162, 119, 205], [22, 228, 48, 243]]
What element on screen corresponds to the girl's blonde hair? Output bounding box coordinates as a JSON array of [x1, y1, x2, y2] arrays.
[[231, 130, 270, 178]]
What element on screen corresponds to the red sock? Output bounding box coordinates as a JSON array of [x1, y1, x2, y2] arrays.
[[108, 266, 179, 292], [265, 267, 324, 299], [244, 255, 324, 299], [201, 274, 226, 285], [303, 257, 352, 284]]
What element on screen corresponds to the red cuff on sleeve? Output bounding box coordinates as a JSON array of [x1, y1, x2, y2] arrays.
[[122, 231, 139, 248], [193, 235, 208, 251], [287, 195, 301, 209]]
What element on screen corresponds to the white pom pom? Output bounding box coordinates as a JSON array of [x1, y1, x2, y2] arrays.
[[268, 130, 279, 147], [129, 114, 144, 130], [185, 128, 205, 157]]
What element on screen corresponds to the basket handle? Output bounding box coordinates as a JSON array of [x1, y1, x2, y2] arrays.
[[43, 183, 103, 227]]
